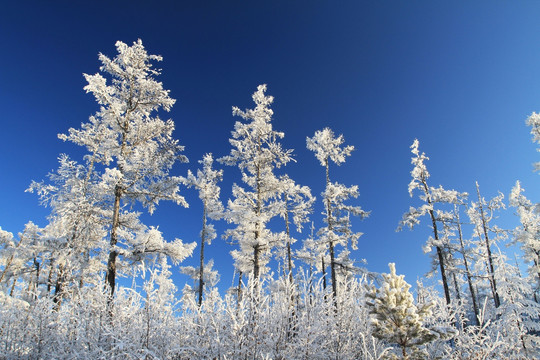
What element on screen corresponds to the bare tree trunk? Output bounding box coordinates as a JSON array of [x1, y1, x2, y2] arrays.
[[284, 198, 293, 283], [452, 273, 462, 303], [475, 182, 501, 308], [428, 206, 450, 305], [79, 250, 89, 289], [401, 344, 409, 360], [324, 159, 339, 307], [9, 277, 16, 297], [253, 162, 262, 281], [198, 200, 207, 307], [422, 177, 451, 305], [237, 271, 243, 306], [53, 263, 65, 310], [105, 184, 122, 307], [329, 240, 338, 305], [434, 244, 451, 305], [534, 252, 540, 293], [253, 243, 261, 281], [283, 196, 297, 338], [47, 258, 55, 294], [321, 256, 327, 291], [455, 206, 479, 325], [33, 257, 40, 300]]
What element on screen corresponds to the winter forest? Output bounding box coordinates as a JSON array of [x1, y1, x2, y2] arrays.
[[0, 39, 539, 359]]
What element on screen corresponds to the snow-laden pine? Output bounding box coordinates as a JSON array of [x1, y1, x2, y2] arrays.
[[367, 263, 438, 360]]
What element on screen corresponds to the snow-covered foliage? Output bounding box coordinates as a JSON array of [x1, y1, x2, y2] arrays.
[[182, 153, 224, 304], [2, 40, 540, 359], [220, 84, 294, 280], [26, 154, 108, 300], [398, 140, 467, 232], [60, 39, 187, 212], [367, 263, 437, 359], [527, 110, 540, 172], [398, 139, 467, 306], [510, 181, 540, 293], [184, 153, 224, 230], [307, 128, 369, 302], [306, 127, 354, 167], [275, 175, 315, 277], [53, 40, 195, 298]]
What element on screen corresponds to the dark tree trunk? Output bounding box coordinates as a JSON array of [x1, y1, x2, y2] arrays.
[[320, 257, 327, 292], [253, 243, 260, 280], [198, 200, 207, 307], [455, 207, 480, 325], [105, 184, 122, 307], [475, 182, 501, 308], [53, 263, 65, 310], [422, 176, 451, 305], [324, 158, 338, 307]]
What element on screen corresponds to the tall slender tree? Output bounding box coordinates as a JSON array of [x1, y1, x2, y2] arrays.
[[59, 40, 194, 302], [182, 153, 224, 306], [220, 84, 293, 281], [276, 175, 315, 282], [509, 181, 540, 299], [398, 139, 467, 305], [452, 204, 480, 325], [306, 127, 369, 304], [467, 182, 504, 309]]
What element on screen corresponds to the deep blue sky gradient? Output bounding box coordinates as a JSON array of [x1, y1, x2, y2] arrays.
[[2, 1, 540, 290]]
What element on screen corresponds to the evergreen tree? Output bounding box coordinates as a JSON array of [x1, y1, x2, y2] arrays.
[[366, 263, 437, 360]]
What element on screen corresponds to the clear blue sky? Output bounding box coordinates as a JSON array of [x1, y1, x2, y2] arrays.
[[2, 1, 540, 290]]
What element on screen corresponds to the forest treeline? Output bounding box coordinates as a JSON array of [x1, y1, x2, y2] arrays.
[[1, 40, 539, 359]]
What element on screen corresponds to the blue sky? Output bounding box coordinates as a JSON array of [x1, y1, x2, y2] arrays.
[[2, 1, 540, 290]]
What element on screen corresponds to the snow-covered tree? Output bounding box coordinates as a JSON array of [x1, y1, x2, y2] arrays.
[[444, 204, 481, 325], [275, 175, 315, 281], [0, 223, 43, 298], [307, 127, 369, 303], [59, 40, 194, 301], [510, 181, 540, 297], [0, 228, 16, 287], [366, 263, 437, 360], [398, 139, 467, 305], [182, 153, 223, 306], [495, 252, 540, 356], [296, 221, 331, 297], [526, 110, 540, 173], [27, 154, 108, 303], [467, 182, 506, 309], [220, 84, 293, 281]]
